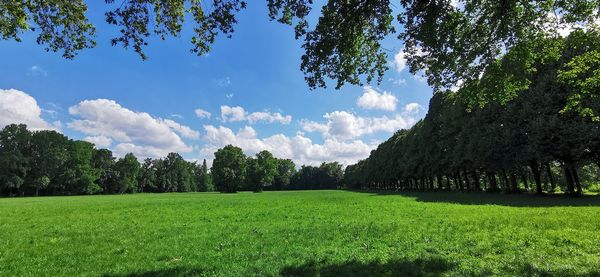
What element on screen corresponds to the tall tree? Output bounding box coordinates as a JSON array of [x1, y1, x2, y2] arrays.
[[212, 145, 246, 193], [113, 153, 141, 193]]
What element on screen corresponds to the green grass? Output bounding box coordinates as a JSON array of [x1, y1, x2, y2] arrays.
[[1, 191, 600, 276]]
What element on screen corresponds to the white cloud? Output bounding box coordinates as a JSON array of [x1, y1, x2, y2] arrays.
[[170, 114, 183, 119], [225, 93, 234, 99], [194, 108, 211, 119], [0, 89, 58, 131], [220, 105, 292, 124], [404, 103, 422, 114], [27, 65, 47, 77], [389, 78, 407, 86], [301, 104, 422, 141], [68, 99, 195, 158], [163, 119, 200, 140], [83, 136, 113, 148], [200, 125, 377, 166], [393, 50, 407, 72], [357, 86, 398, 111]]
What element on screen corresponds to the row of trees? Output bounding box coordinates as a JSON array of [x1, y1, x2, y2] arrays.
[[344, 30, 600, 195], [0, 124, 213, 196], [210, 145, 344, 192], [0, 124, 344, 197]]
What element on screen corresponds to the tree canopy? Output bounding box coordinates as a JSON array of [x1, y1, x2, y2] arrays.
[[2, 1, 597, 97]]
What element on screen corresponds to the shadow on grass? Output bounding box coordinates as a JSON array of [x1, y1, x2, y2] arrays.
[[280, 256, 455, 277], [363, 190, 600, 207], [102, 266, 207, 277]]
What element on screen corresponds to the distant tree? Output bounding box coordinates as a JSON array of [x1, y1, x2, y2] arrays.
[[28, 130, 70, 195], [32, 176, 50, 197], [212, 145, 246, 193], [273, 158, 296, 190], [113, 153, 140, 193], [58, 140, 101, 195], [92, 148, 116, 193], [138, 158, 157, 192], [245, 150, 277, 192], [196, 159, 213, 192], [0, 124, 31, 196]]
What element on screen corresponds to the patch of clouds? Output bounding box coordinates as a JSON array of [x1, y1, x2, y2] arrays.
[[0, 88, 59, 131], [200, 125, 378, 166], [67, 99, 196, 158], [169, 114, 183, 119], [225, 93, 234, 99], [83, 136, 113, 148], [389, 78, 407, 86], [214, 77, 231, 87], [27, 65, 47, 77], [357, 86, 398, 111], [194, 108, 211, 119], [220, 105, 292, 124], [301, 104, 422, 141]]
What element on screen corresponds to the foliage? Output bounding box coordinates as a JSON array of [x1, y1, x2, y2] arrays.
[[344, 32, 600, 195], [3, 1, 597, 96], [212, 144, 246, 193]]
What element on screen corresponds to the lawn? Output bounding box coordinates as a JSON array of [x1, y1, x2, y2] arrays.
[[1, 190, 600, 276]]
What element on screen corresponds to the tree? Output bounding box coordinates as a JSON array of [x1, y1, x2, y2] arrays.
[[58, 140, 101, 195], [92, 148, 116, 193], [0, 124, 31, 196], [273, 158, 296, 190], [212, 145, 246, 193], [246, 150, 277, 192], [113, 153, 141, 193], [28, 130, 70, 195], [196, 159, 213, 192], [3, 1, 596, 94], [137, 158, 157, 192]]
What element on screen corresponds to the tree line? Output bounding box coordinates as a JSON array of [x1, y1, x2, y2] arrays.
[[344, 30, 600, 195], [0, 125, 343, 197]]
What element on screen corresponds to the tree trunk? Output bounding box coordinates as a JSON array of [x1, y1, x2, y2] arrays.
[[462, 169, 470, 191], [529, 161, 543, 194], [563, 164, 575, 195], [437, 175, 443, 190], [546, 163, 556, 192], [510, 173, 519, 192], [456, 173, 463, 191], [501, 169, 510, 192], [568, 163, 583, 195], [472, 170, 481, 191]]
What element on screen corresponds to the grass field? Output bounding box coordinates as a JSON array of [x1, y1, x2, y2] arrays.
[[1, 190, 600, 276]]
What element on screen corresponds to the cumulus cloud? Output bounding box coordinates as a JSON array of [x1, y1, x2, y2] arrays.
[[301, 104, 422, 141], [83, 136, 113, 148], [200, 125, 377, 166], [0, 88, 58, 131], [68, 99, 196, 158], [357, 86, 398, 111], [393, 50, 407, 72], [220, 105, 292, 124], [194, 108, 211, 119]]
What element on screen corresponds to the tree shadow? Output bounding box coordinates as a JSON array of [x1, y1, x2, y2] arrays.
[[101, 266, 208, 277], [363, 190, 600, 207], [280, 256, 455, 277]]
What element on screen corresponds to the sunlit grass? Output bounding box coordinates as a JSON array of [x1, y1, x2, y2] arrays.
[[1, 191, 599, 276]]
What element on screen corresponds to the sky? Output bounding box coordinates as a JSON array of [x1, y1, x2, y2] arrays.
[[0, 1, 433, 167]]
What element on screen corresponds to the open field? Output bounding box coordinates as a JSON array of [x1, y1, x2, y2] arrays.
[[1, 191, 600, 276]]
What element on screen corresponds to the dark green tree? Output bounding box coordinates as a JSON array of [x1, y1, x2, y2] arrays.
[[212, 145, 246, 193]]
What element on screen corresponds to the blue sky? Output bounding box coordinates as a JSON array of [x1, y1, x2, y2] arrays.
[[0, 1, 433, 166]]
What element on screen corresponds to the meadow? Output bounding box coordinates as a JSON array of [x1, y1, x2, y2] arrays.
[[1, 190, 600, 276]]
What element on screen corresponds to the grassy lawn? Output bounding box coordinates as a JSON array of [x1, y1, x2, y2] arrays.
[[1, 190, 600, 276]]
